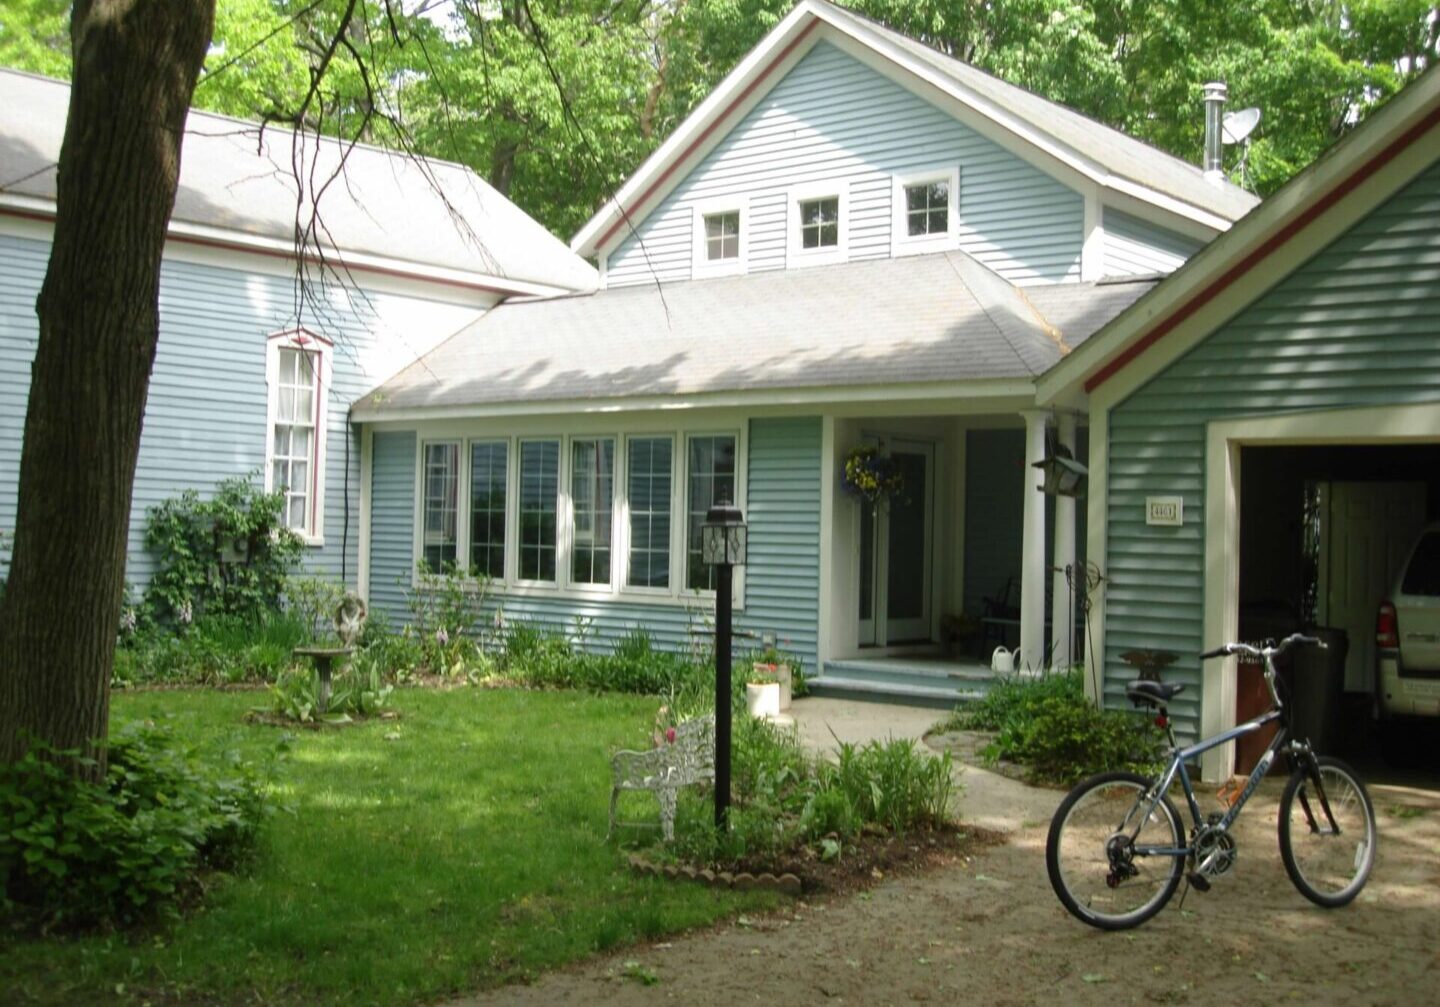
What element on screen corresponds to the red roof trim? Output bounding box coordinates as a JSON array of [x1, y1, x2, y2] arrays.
[[592, 18, 821, 253], [1085, 102, 1440, 394], [0, 205, 534, 298]]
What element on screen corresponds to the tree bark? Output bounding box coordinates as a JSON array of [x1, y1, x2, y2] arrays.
[[0, 0, 215, 778]]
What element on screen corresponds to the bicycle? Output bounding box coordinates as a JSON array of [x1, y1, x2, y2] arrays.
[[1046, 633, 1378, 930]]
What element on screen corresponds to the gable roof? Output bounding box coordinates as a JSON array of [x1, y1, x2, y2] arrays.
[[1037, 62, 1440, 408], [572, 0, 1258, 259], [353, 251, 1156, 420], [0, 68, 597, 296]]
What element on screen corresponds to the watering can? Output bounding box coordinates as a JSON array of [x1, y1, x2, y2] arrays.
[[990, 646, 1021, 674]]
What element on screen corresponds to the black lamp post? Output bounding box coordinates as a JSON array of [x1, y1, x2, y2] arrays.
[[701, 498, 747, 830]]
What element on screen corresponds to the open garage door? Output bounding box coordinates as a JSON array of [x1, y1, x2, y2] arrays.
[[1238, 445, 1440, 767]]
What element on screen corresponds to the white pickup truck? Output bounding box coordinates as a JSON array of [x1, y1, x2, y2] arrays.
[[1376, 522, 1440, 762]]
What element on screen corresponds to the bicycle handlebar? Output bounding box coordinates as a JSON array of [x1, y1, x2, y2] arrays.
[[1199, 632, 1326, 662]]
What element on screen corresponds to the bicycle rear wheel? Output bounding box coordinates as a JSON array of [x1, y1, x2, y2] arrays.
[[1278, 756, 1376, 908], [1046, 771, 1185, 930]]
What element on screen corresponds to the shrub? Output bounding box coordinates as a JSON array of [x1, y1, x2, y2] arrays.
[[112, 612, 307, 687], [143, 476, 302, 625], [950, 669, 1165, 785], [0, 725, 264, 930], [826, 738, 955, 833], [286, 575, 346, 642], [266, 658, 394, 723]]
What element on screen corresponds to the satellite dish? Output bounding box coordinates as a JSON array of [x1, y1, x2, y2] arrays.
[[1222, 107, 1262, 145]]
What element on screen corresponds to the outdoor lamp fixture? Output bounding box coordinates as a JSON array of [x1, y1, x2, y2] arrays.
[[1033, 445, 1088, 498], [702, 499, 747, 829]]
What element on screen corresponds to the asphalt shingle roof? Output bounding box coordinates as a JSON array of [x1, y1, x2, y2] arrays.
[[356, 253, 1158, 416], [0, 69, 597, 293]]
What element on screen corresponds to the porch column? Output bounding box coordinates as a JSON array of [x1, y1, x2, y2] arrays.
[[1050, 412, 1077, 671], [1019, 410, 1050, 673]]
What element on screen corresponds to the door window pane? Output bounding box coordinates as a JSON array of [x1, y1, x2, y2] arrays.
[[422, 442, 459, 571], [571, 438, 615, 586], [469, 441, 508, 579], [627, 437, 673, 588], [518, 440, 559, 582], [686, 435, 737, 591]]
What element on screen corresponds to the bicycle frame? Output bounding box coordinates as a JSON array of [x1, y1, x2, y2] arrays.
[[1121, 643, 1340, 862]]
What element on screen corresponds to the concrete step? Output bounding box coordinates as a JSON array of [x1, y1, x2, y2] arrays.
[[808, 658, 1000, 709]]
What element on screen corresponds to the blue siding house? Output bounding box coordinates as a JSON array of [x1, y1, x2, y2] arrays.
[[351, 0, 1256, 698], [1, 69, 596, 594]]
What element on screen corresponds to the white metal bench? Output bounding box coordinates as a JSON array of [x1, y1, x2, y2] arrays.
[[608, 714, 715, 842]]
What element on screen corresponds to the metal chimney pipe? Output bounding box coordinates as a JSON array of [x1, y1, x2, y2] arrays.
[[1203, 81, 1227, 183]]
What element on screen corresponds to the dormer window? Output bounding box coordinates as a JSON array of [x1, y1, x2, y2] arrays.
[[905, 182, 949, 236], [693, 198, 748, 278], [800, 198, 839, 248], [891, 167, 961, 256], [787, 182, 849, 268], [705, 212, 740, 260]]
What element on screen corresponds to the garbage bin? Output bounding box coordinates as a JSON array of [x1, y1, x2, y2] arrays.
[[1284, 627, 1348, 751]]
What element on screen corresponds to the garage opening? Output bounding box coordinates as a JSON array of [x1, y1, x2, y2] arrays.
[[1238, 444, 1440, 771]]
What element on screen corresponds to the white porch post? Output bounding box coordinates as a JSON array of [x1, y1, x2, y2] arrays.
[[1050, 412, 1077, 671], [1020, 410, 1050, 673]]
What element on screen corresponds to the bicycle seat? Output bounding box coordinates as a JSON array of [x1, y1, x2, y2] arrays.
[[1126, 680, 1185, 707]]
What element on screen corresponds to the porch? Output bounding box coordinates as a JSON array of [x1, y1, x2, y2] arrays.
[[813, 406, 1088, 705]]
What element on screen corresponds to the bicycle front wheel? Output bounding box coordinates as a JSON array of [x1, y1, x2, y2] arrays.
[[1046, 771, 1185, 930], [1278, 756, 1376, 908]]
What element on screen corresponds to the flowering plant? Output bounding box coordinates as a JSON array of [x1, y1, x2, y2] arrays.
[[842, 446, 905, 503]]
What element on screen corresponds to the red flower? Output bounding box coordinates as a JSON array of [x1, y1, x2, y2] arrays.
[[665, 727, 677, 744]]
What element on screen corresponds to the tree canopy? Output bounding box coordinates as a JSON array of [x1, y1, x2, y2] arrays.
[[3, 0, 1437, 242]]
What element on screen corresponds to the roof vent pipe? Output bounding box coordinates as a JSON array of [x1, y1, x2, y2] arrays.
[[1203, 81, 1227, 184]]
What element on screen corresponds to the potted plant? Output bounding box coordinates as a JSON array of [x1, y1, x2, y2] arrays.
[[752, 641, 800, 710], [841, 445, 905, 504], [745, 665, 782, 718]]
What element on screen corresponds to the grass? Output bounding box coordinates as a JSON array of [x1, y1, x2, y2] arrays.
[[1, 688, 776, 1005]]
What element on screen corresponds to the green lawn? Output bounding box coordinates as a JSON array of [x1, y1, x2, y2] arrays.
[[1, 688, 775, 1005]]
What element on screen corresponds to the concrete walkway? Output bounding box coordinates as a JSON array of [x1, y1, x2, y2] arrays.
[[782, 695, 1061, 834]]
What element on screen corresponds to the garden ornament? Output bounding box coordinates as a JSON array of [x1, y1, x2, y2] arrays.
[[991, 645, 1020, 674], [333, 593, 368, 648]]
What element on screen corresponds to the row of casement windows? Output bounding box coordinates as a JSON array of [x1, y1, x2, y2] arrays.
[[700, 177, 952, 263], [420, 433, 737, 592]]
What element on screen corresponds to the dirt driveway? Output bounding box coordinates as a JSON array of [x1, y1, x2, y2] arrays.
[[454, 704, 1440, 1006]]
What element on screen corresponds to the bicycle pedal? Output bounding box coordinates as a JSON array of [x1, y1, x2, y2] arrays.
[[1187, 872, 1211, 893]]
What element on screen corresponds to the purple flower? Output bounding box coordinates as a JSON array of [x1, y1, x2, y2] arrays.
[[177, 600, 193, 626], [120, 608, 138, 634], [435, 627, 450, 647]]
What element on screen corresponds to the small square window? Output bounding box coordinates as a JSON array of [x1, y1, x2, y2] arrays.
[[905, 181, 949, 237], [799, 197, 839, 249], [705, 212, 740, 261]]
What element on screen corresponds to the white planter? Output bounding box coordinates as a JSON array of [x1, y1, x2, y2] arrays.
[[755, 663, 793, 710], [746, 681, 781, 719]]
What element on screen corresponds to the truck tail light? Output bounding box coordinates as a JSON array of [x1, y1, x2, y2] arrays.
[[1376, 601, 1398, 649]]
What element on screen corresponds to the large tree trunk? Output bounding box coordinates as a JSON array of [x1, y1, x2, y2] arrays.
[[0, 0, 215, 778]]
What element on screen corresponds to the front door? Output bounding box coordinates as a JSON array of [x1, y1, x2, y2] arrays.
[[857, 438, 935, 647]]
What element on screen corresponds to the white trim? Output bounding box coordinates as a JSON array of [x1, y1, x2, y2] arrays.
[[817, 415, 837, 668], [358, 424, 373, 601], [1083, 407, 1109, 705], [786, 180, 850, 268], [354, 379, 1038, 424], [1200, 401, 1440, 781], [890, 166, 961, 258], [691, 197, 750, 279], [1081, 194, 1105, 281], [264, 328, 332, 546]]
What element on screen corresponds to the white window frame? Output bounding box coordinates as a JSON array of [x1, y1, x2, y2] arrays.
[[787, 181, 849, 268], [692, 196, 749, 279], [264, 328, 332, 546], [562, 434, 619, 594], [891, 166, 962, 257], [406, 418, 745, 609]]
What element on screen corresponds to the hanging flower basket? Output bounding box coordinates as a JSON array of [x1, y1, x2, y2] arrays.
[[841, 445, 905, 503]]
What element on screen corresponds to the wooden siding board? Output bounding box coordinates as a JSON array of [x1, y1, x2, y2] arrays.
[[607, 41, 1082, 289], [1103, 160, 1440, 742], [0, 232, 454, 592], [1102, 208, 1204, 277]]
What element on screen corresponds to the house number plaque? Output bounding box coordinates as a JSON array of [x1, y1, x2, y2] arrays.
[[1146, 496, 1184, 526]]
